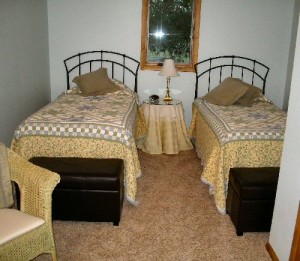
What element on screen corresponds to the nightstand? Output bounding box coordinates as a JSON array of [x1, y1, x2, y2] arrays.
[[139, 99, 193, 154]]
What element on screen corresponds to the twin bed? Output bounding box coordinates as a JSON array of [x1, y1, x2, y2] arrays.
[[12, 51, 144, 204], [189, 55, 287, 213], [11, 52, 286, 214]]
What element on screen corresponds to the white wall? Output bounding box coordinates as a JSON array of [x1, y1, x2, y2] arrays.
[[0, 0, 50, 146], [269, 11, 300, 261], [48, 0, 294, 127], [199, 0, 294, 109], [48, 0, 143, 97], [283, 0, 300, 111], [1, 1, 297, 258]]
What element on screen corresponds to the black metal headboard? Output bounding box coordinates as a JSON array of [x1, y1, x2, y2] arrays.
[[194, 55, 269, 99], [64, 50, 140, 92]]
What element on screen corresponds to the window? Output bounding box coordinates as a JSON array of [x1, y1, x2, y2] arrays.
[[141, 0, 201, 72]]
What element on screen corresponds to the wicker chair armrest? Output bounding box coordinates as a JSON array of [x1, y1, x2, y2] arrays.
[[7, 149, 60, 222]]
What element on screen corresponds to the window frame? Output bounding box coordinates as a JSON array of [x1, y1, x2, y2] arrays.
[[140, 0, 202, 72]]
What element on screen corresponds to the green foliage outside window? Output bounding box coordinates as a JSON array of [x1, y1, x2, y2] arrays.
[[148, 0, 193, 64]]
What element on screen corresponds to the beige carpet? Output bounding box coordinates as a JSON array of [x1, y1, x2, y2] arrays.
[[35, 149, 271, 261]]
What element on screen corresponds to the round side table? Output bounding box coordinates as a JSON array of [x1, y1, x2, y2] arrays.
[[140, 99, 193, 154]]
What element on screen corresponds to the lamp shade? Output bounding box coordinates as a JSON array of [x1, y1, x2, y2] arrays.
[[158, 59, 179, 77]]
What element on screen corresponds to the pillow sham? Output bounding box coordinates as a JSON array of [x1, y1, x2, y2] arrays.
[[72, 68, 121, 96], [202, 77, 248, 106], [234, 80, 262, 107], [111, 79, 135, 95], [254, 93, 272, 103]]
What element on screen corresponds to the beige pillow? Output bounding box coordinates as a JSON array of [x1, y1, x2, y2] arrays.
[[234, 80, 262, 107], [202, 77, 248, 106], [72, 68, 121, 96]]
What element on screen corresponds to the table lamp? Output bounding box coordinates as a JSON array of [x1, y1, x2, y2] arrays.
[[158, 59, 179, 102]]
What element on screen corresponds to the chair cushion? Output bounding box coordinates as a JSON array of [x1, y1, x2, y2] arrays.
[[0, 209, 45, 245]]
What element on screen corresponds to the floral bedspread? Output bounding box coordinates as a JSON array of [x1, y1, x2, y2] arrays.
[[189, 98, 286, 213], [14, 89, 137, 147], [12, 87, 143, 204], [193, 98, 286, 145]]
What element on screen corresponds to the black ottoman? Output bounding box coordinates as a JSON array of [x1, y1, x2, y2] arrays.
[[226, 167, 280, 236], [29, 157, 124, 226]]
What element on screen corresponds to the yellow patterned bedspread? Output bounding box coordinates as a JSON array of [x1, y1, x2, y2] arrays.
[[189, 99, 286, 213], [12, 87, 146, 204]]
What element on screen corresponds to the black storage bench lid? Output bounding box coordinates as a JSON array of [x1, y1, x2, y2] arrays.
[[229, 167, 280, 200], [29, 157, 123, 191]]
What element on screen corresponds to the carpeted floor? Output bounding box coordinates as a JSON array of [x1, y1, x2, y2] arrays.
[[35, 149, 271, 261]]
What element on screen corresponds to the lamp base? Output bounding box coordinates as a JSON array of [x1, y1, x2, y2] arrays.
[[164, 76, 173, 102], [163, 95, 173, 102]]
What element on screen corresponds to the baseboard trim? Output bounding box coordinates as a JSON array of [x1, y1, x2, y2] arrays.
[[266, 242, 279, 261]]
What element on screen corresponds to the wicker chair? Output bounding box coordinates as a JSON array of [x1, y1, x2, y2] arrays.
[[0, 149, 60, 261]]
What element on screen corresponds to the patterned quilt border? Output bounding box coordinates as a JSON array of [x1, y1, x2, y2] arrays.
[[193, 98, 286, 145], [14, 90, 137, 147]]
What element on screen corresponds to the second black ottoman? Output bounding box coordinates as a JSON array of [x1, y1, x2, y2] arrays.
[[29, 157, 124, 226], [226, 167, 279, 236]]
